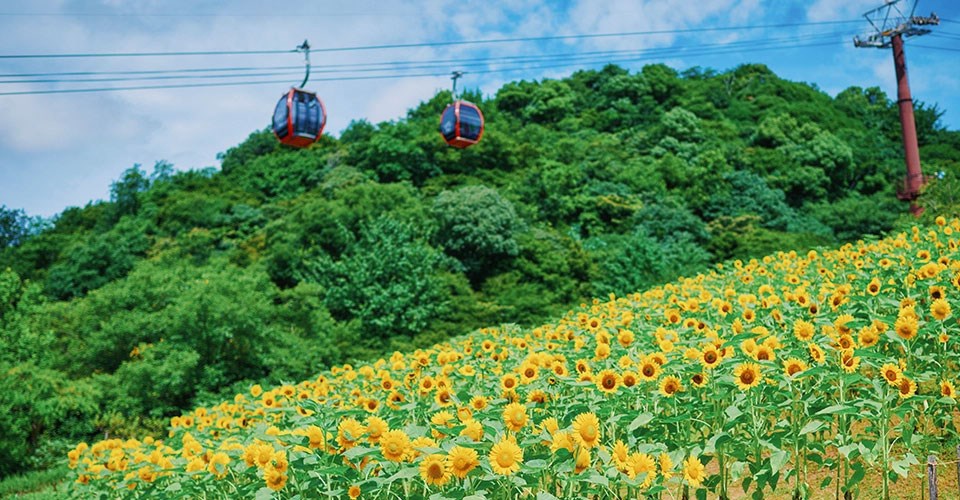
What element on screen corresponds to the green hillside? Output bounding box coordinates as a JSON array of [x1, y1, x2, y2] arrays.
[[0, 62, 958, 480]]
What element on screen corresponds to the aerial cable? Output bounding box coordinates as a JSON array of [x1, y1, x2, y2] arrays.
[[912, 44, 960, 52], [0, 38, 849, 96], [0, 71, 303, 85], [0, 65, 303, 79], [0, 29, 849, 83], [0, 20, 865, 59]]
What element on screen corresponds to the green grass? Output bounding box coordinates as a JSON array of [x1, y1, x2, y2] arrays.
[[0, 466, 69, 499]]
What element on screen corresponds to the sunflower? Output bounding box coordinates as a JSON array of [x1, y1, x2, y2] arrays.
[[431, 411, 455, 428], [627, 452, 657, 487], [409, 436, 438, 461], [932, 298, 952, 321], [649, 352, 668, 366], [365, 416, 388, 444], [898, 376, 917, 399], [755, 345, 775, 362], [541, 417, 560, 435], [264, 465, 287, 491], [419, 454, 452, 486], [611, 440, 630, 472], [808, 343, 825, 364], [880, 363, 901, 385], [207, 452, 230, 478], [519, 363, 539, 383], [622, 370, 639, 388], [550, 430, 575, 453], [638, 357, 661, 381], [596, 369, 621, 394], [866, 278, 882, 296], [489, 435, 523, 475], [659, 452, 675, 481], [379, 429, 411, 462], [840, 349, 860, 373], [794, 320, 815, 342], [691, 372, 708, 388], [337, 418, 366, 450], [500, 373, 519, 392], [858, 327, 879, 348], [575, 359, 591, 374], [469, 396, 488, 411], [419, 376, 435, 394], [699, 346, 722, 370], [459, 419, 484, 442], [683, 455, 705, 488], [434, 388, 454, 408], [386, 391, 405, 410], [659, 376, 682, 397], [502, 402, 528, 432], [527, 389, 549, 404], [574, 446, 592, 474], [618, 329, 635, 347], [733, 363, 762, 391], [348, 484, 362, 499], [448, 446, 479, 479], [594, 342, 611, 360], [572, 412, 601, 448], [894, 315, 919, 341], [783, 358, 808, 378], [741, 338, 758, 357], [942, 380, 957, 398]]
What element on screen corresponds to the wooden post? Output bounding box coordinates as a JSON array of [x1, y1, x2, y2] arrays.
[[927, 454, 938, 500], [956, 446, 960, 496]]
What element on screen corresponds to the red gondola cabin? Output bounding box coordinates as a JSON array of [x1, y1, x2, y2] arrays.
[[439, 100, 484, 148], [273, 88, 326, 148]]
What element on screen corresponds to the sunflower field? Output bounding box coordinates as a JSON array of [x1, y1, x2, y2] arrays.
[[65, 217, 960, 499]]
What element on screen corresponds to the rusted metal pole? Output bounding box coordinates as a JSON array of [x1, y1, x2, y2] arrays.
[[891, 33, 925, 216]]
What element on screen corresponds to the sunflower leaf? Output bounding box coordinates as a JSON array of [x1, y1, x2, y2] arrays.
[[724, 404, 743, 422], [769, 450, 789, 474], [628, 412, 654, 432], [814, 404, 856, 416], [799, 420, 826, 435]]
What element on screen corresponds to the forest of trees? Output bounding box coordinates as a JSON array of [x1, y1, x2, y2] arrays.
[[1, 62, 959, 478]]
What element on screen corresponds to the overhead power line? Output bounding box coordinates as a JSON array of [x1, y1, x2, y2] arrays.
[[0, 19, 864, 59]]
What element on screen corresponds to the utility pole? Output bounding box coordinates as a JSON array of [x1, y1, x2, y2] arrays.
[[854, 0, 939, 217]]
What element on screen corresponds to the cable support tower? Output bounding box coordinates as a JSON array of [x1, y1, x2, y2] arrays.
[[853, 0, 939, 217]]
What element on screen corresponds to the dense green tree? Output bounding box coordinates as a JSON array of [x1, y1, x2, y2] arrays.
[[432, 185, 521, 284], [303, 217, 454, 340]]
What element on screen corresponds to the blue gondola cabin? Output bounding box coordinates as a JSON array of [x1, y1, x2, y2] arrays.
[[439, 100, 484, 148], [273, 88, 326, 148]]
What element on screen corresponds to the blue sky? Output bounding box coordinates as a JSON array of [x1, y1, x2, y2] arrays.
[[0, 0, 957, 218]]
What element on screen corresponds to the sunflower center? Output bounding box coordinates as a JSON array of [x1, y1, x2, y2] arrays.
[[582, 426, 597, 440], [642, 366, 655, 377], [704, 352, 717, 363], [428, 463, 444, 478], [603, 377, 616, 389], [496, 449, 515, 467], [740, 371, 755, 384]]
